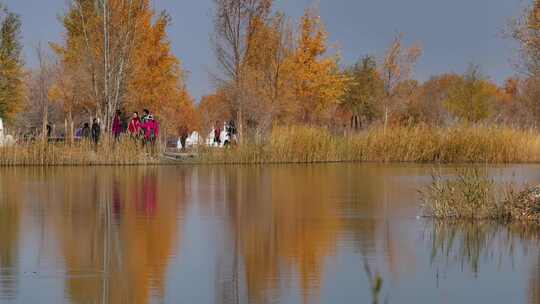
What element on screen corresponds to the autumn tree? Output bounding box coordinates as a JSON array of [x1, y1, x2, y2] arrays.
[[0, 5, 23, 123], [125, 12, 196, 135], [212, 0, 273, 142], [343, 56, 383, 130], [55, 0, 150, 129], [510, 0, 540, 79], [54, 0, 195, 135], [19, 64, 64, 138], [48, 57, 91, 141], [444, 64, 497, 123], [242, 12, 295, 131], [508, 1, 540, 127], [402, 74, 460, 126], [380, 33, 422, 129], [198, 90, 232, 135], [507, 77, 540, 127], [288, 8, 346, 125]]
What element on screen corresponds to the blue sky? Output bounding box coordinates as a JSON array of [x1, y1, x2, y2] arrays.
[[4, 0, 524, 101]]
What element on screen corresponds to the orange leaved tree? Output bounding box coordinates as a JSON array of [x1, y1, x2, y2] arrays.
[[53, 0, 195, 135]]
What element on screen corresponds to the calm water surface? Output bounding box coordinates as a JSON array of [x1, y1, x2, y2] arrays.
[[1, 164, 540, 304]]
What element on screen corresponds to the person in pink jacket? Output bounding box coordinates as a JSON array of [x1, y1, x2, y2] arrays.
[[141, 115, 159, 153]]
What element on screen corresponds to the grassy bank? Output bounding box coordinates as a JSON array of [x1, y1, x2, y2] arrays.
[[0, 137, 159, 166], [3, 125, 540, 166], [200, 125, 540, 164], [421, 169, 540, 222]]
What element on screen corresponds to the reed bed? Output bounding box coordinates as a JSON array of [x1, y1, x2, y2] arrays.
[[421, 168, 540, 222], [3, 124, 540, 166], [200, 125, 540, 164], [0, 136, 158, 166], [421, 169, 501, 220]]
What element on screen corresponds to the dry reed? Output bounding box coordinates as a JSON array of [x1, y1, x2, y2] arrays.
[[200, 125, 540, 164], [4, 124, 540, 166], [0, 135, 159, 166], [421, 168, 540, 222]]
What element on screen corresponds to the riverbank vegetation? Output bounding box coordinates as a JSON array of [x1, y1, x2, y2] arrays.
[[421, 168, 540, 222], [199, 125, 540, 164], [5, 124, 540, 165], [0, 137, 158, 166]]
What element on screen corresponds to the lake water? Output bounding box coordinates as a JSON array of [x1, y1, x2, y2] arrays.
[[1, 164, 540, 304]]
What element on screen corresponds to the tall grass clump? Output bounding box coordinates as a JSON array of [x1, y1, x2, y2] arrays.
[[200, 124, 540, 164], [0, 135, 159, 166], [421, 168, 540, 222], [421, 169, 501, 220]]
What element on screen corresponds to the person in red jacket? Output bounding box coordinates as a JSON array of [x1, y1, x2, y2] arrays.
[[127, 111, 141, 138]]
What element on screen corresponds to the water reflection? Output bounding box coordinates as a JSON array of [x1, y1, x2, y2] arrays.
[[429, 220, 540, 269], [1, 164, 540, 303], [202, 165, 424, 304], [0, 167, 186, 304], [62, 168, 183, 304], [220, 166, 341, 304], [0, 170, 21, 301]]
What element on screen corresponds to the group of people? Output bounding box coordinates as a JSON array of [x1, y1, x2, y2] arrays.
[[211, 120, 237, 147], [77, 118, 103, 144], [116, 109, 159, 143], [76, 109, 159, 146]]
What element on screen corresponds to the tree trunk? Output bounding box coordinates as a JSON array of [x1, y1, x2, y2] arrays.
[[237, 107, 243, 145], [384, 106, 389, 132], [42, 109, 48, 143], [68, 110, 74, 145]]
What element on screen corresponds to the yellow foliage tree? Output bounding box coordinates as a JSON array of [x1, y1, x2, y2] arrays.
[[380, 33, 422, 129], [288, 8, 346, 124], [53, 0, 196, 134], [444, 64, 498, 123], [0, 5, 24, 123], [242, 13, 296, 130], [125, 12, 196, 135]]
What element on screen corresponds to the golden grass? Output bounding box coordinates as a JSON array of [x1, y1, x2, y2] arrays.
[[200, 125, 540, 164], [4, 124, 540, 166], [421, 169, 502, 220], [0, 136, 159, 166], [421, 168, 540, 222]]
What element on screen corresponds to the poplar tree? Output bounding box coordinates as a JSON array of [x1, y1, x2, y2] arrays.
[[0, 5, 23, 122]]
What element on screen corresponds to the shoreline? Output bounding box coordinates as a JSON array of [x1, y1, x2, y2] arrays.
[[3, 157, 540, 167], [4, 125, 540, 166]]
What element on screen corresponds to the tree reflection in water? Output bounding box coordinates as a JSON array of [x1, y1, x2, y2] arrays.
[[424, 219, 540, 303], [4, 165, 540, 303], [207, 165, 419, 304], [0, 169, 21, 301], [0, 167, 187, 304], [57, 167, 184, 304]]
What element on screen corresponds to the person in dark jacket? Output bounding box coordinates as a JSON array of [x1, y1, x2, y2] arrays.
[[91, 119, 101, 146], [141, 109, 150, 123], [81, 123, 91, 139], [112, 110, 122, 139], [46, 124, 52, 138], [120, 109, 129, 133]]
